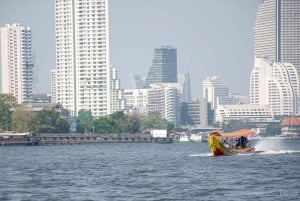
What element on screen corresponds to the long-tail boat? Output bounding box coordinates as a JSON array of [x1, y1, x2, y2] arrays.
[[208, 129, 255, 156]]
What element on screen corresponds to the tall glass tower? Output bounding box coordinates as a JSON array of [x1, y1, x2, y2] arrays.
[[254, 0, 300, 74], [55, 0, 110, 117], [146, 46, 177, 86]]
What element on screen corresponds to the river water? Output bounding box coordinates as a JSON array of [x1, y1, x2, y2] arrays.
[[0, 139, 299, 201]]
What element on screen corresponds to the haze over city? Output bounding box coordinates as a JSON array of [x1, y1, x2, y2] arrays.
[[0, 0, 262, 98]]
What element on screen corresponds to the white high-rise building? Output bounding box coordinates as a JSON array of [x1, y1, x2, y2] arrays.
[[55, 0, 110, 117], [250, 57, 272, 105], [123, 88, 148, 114], [254, 0, 300, 76], [111, 67, 125, 113], [0, 23, 33, 104], [250, 56, 299, 115], [147, 83, 181, 126], [203, 76, 232, 109], [50, 69, 57, 103]]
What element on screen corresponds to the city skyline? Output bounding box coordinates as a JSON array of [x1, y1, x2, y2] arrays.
[[0, 0, 262, 98]]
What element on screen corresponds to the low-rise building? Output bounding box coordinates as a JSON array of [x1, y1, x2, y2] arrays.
[[216, 104, 273, 123], [281, 117, 300, 136]]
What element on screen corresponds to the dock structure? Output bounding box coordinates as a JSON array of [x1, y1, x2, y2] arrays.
[[38, 133, 172, 145]]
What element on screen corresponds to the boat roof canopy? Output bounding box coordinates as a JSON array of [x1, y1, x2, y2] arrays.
[[0, 132, 30, 136], [210, 129, 254, 138]]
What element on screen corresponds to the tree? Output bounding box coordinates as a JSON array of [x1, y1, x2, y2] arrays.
[[93, 112, 140, 134], [127, 115, 140, 133], [11, 104, 36, 132], [0, 94, 17, 131], [77, 110, 94, 133], [54, 118, 71, 133], [139, 112, 175, 132], [33, 110, 70, 133], [222, 120, 256, 132], [265, 122, 281, 136], [93, 116, 118, 134]]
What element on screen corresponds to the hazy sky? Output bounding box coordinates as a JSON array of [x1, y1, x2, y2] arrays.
[[0, 0, 262, 98]]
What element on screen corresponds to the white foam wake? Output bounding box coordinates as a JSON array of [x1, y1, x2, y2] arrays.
[[254, 138, 300, 155], [255, 150, 300, 155], [190, 153, 213, 157]]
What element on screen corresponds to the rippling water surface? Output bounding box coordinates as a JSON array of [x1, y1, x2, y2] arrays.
[[0, 139, 299, 201]]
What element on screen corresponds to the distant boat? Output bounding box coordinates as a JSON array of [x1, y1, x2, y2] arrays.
[[179, 134, 190, 142], [190, 132, 208, 142], [172, 132, 190, 143], [208, 129, 255, 156], [0, 132, 40, 146]]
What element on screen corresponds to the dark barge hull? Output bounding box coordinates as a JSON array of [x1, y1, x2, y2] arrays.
[[1, 140, 40, 146]]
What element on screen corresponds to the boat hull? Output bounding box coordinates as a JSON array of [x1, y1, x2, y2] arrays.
[[0, 132, 40, 146], [208, 134, 255, 156]]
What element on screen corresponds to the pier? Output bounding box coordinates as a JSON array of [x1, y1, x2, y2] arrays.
[[38, 133, 172, 145]]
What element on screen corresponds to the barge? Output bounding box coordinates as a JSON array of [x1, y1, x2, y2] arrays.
[[38, 133, 173, 145], [0, 132, 40, 146]]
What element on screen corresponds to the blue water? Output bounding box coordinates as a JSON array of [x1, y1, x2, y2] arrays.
[[0, 139, 299, 201]]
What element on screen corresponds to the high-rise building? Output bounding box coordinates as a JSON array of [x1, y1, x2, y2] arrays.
[[179, 73, 192, 102], [55, 0, 110, 117], [50, 69, 57, 103], [254, 0, 300, 75], [0, 23, 33, 104], [180, 98, 209, 127], [146, 46, 177, 86], [123, 88, 148, 114], [250, 56, 299, 115], [111, 67, 125, 113], [147, 83, 181, 126], [203, 76, 233, 109]]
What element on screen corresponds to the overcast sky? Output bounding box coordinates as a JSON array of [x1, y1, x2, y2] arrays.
[[0, 0, 262, 98]]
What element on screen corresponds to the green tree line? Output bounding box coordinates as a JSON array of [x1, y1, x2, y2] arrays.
[[0, 94, 69, 133], [77, 111, 175, 134], [0, 94, 175, 134]]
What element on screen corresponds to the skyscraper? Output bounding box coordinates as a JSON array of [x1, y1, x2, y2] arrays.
[[254, 0, 300, 74], [55, 0, 110, 117], [146, 46, 177, 86], [0, 23, 33, 104], [203, 76, 232, 109], [179, 72, 192, 102]]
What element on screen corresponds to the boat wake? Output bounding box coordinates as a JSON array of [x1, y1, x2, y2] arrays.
[[190, 153, 213, 157], [255, 150, 300, 155], [254, 138, 300, 155]]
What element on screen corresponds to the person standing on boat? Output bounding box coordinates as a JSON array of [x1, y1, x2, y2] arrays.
[[240, 136, 248, 148]]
